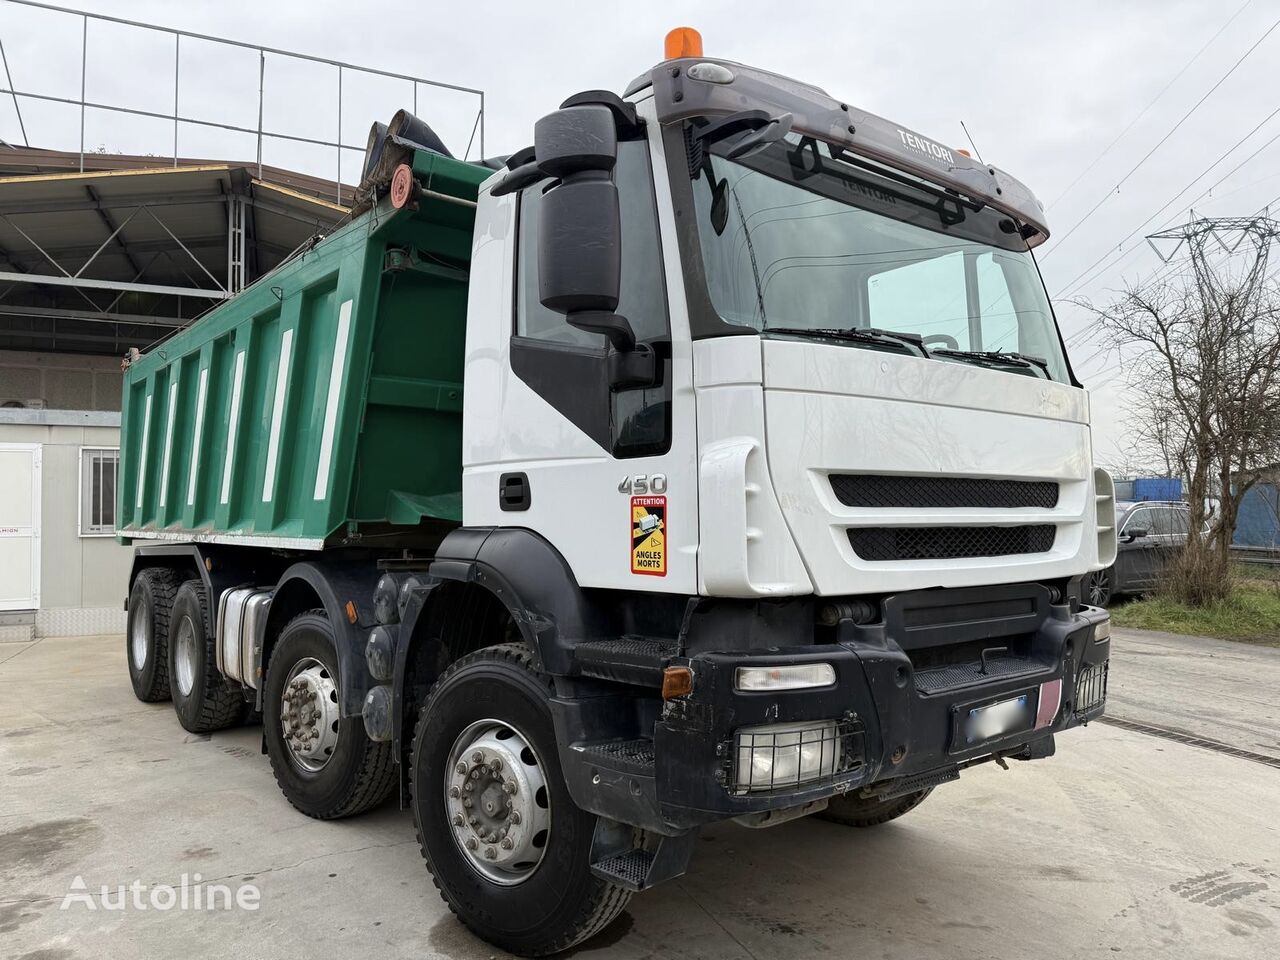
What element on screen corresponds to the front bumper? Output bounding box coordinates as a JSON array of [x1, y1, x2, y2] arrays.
[[564, 583, 1110, 834]]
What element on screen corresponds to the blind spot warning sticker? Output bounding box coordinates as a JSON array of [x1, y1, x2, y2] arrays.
[[631, 496, 666, 577]]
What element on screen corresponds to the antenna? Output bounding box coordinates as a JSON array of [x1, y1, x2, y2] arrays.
[[960, 120, 985, 165]]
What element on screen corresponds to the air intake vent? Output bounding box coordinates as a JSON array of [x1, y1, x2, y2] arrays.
[[830, 474, 1059, 509], [848, 525, 1056, 561]]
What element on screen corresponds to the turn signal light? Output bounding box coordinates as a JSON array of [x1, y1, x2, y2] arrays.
[[662, 666, 693, 699], [665, 26, 703, 60]]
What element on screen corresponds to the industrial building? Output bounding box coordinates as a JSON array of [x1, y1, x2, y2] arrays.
[[0, 148, 349, 639], [0, 2, 484, 639]]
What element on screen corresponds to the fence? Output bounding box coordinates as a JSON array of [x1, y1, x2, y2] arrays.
[[0, 0, 485, 200]]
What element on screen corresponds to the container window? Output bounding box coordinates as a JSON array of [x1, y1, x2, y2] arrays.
[[80, 447, 119, 536]]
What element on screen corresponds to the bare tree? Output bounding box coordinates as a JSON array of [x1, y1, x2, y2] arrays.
[[1080, 216, 1280, 604]]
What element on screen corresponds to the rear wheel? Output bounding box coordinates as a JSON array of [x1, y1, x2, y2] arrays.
[[126, 567, 178, 702], [1086, 567, 1113, 607], [169, 580, 244, 734], [262, 611, 395, 819], [818, 788, 933, 827], [411, 643, 631, 956]]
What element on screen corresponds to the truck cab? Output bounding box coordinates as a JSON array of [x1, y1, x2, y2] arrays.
[[118, 34, 1116, 957]]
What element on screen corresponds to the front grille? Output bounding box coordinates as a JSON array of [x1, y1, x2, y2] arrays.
[[848, 525, 1056, 561], [1075, 660, 1108, 716], [830, 474, 1059, 509]]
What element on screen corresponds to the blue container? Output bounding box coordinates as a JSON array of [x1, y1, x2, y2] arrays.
[[1130, 477, 1182, 502]]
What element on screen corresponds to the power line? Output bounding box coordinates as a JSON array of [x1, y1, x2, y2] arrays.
[[1053, 103, 1280, 299], [1041, 11, 1280, 260], [1045, 0, 1254, 211]]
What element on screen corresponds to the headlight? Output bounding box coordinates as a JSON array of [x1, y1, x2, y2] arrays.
[[1093, 619, 1111, 643], [733, 720, 840, 793], [735, 662, 836, 692]]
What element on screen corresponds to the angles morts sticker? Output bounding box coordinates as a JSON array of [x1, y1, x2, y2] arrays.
[[631, 496, 666, 577]]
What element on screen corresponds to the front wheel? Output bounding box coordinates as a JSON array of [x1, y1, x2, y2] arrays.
[[411, 643, 631, 956], [818, 788, 933, 827], [1086, 567, 1113, 607]]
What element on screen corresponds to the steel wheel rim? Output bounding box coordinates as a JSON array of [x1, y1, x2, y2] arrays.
[[444, 718, 552, 886], [174, 616, 198, 697], [129, 603, 150, 671], [280, 657, 340, 773]]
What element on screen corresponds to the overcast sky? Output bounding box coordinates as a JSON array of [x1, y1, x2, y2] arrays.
[[2, 0, 1277, 468]]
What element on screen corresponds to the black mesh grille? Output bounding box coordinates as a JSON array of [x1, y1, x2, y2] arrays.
[[830, 474, 1059, 509], [847, 525, 1056, 561]]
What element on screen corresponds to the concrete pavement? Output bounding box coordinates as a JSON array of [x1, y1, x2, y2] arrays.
[[1, 632, 1278, 960], [1108, 627, 1280, 762]]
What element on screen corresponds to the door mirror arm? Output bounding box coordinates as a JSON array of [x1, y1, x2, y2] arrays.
[[608, 341, 657, 389]]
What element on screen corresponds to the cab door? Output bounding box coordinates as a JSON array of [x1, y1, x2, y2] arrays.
[[461, 109, 698, 593]]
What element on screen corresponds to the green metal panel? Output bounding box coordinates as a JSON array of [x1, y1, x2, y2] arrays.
[[118, 151, 488, 549]]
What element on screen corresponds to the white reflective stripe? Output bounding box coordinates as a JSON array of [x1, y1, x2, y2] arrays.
[[262, 327, 294, 503], [220, 350, 246, 505], [135, 391, 153, 509], [187, 366, 209, 506], [313, 299, 352, 501], [158, 379, 179, 507]]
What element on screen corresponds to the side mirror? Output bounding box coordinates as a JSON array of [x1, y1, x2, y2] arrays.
[[1124, 528, 1148, 542], [535, 104, 638, 353]]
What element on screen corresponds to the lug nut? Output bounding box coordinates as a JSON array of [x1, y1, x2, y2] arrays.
[[449, 786, 460, 799], [469, 816, 479, 827], [484, 847, 496, 860], [465, 838, 478, 851], [463, 798, 473, 809], [452, 814, 464, 827], [472, 751, 484, 764], [500, 837, 513, 850], [456, 762, 467, 775], [490, 758, 503, 772], [510, 811, 521, 825], [503, 781, 517, 795]]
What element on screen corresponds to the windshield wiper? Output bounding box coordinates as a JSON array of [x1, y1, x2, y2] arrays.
[[767, 326, 929, 358], [931, 349, 1051, 377]]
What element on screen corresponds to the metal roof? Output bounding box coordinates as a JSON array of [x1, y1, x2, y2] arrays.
[[0, 148, 350, 356]]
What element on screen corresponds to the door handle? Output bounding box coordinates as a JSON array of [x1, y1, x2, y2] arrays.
[[499, 472, 530, 512]]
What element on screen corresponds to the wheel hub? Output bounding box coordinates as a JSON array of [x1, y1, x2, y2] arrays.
[[445, 720, 550, 885], [280, 659, 340, 772], [174, 617, 198, 697], [129, 605, 149, 671]]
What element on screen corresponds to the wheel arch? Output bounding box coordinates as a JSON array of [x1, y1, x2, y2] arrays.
[[260, 560, 382, 718]]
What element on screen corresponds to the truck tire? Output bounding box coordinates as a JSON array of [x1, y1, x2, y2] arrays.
[[818, 788, 933, 827], [410, 643, 631, 957], [126, 567, 179, 702], [169, 580, 244, 734], [263, 611, 395, 819]]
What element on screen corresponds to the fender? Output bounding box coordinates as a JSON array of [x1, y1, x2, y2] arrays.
[[263, 560, 382, 717], [428, 526, 610, 675]]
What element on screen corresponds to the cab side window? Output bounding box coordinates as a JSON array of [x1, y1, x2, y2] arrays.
[[513, 138, 672, 458]]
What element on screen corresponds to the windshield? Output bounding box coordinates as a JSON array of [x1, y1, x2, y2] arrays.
[[689, 132, 1071, 383]]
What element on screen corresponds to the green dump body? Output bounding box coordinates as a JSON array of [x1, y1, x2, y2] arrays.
[[118, 150, 489, 550]]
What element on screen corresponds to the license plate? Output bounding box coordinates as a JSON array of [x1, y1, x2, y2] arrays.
[[963, 693, 1034, 746]]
